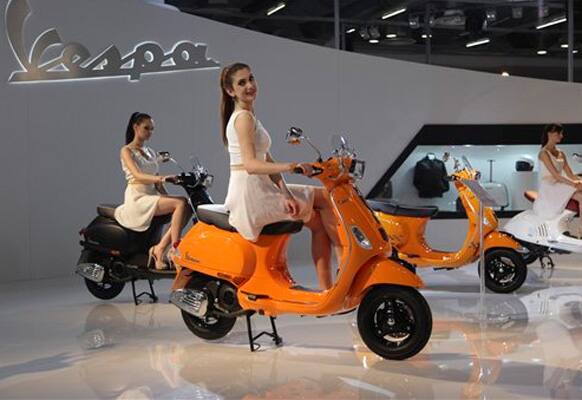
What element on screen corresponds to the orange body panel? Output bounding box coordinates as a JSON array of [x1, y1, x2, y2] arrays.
[[376, 169, 521, 269], [173, 155, 426, 317]]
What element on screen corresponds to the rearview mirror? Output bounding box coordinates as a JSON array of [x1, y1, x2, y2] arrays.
[[286, 126, 303, 145]]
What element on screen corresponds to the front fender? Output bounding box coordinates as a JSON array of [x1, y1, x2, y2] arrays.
[[484, 231, 521, 252], [344, 257, 424, 310]]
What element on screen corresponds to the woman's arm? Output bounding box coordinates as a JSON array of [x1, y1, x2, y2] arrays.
[[235, 112, 295, 175], [539, 151, 578, 187], [120, 147, 165, 185], [266, 152, 293, 198], [561, 151, 580, 181]]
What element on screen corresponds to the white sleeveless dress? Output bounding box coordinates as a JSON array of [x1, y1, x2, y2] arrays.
[[114, 146, 162, 232], [532, 149, 576, 219], [224, 110, 315, 241]]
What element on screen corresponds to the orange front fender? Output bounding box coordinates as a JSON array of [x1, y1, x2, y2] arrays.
[[484, 231, 521, 252], [344, 257, 424, 310]]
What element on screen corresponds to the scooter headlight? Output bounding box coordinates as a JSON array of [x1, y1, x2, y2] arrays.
[[349, 159, 366, 180], [351, 225, 372, 250]]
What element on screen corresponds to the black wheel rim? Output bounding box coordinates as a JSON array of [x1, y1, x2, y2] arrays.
[[372, 298, 416, 348], [487, 256, 517, 287]]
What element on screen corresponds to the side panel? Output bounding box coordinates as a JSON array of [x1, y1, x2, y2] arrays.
[[344, 257, 424, 309], [175, 223, 256, 283]]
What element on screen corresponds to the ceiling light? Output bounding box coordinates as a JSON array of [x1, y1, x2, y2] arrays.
[[386, 33, 397, 39], [537, 50, 548, 55], [408, 16, 420, 29], [421, 34, 433, 39], [561, 43, 569, 48], [382, 7, 406, 20], [466, 38, 490, 48], [346, 28, 356, 34], [486, 9, 497, 22], [574, 50, 579, 54], [536, 15, 567, 30], [266, 2, 285, 16], [369, 39, 380, 44], [501, 71, 510, 77]]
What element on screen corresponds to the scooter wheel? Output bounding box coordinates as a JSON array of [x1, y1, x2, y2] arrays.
[[481, 249, 527, 294], [357, 285, 432, 360], [85, 278, 125, 300], [181, 276, 237, 340]]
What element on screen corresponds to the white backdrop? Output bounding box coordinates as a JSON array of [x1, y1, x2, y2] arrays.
[[1, 0, 581, 282]]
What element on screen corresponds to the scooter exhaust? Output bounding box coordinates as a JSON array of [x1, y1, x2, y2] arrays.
[[76, 263, 105, 283], [170, 289, 208, 317]]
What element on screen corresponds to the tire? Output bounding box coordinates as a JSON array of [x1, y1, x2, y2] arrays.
[[181, 276, 237, 340], [357, 285, 432, 360], [79, 250, 125, 300], [481, 249, 527, 294], [85, 279, 125, 300]]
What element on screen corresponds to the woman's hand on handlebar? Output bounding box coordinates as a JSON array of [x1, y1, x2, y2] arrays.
[[292, 162, 314, 176], [160, 175, 179, 184]]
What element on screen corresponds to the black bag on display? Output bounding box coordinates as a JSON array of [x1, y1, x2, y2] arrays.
[[413, 155, 450, 198]]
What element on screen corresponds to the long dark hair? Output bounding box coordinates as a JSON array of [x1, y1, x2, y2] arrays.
[[219, 62, 250, 146], [541, 123, 564, 147], [125, 112, 152, 144]]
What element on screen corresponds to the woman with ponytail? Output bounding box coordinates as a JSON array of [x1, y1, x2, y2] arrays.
[[533, 124, 582, 233], [220, 63, 339, 290], [114, 112, 191, 269]]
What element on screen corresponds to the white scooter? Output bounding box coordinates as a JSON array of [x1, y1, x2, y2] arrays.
[[503, 190, 581, 271]]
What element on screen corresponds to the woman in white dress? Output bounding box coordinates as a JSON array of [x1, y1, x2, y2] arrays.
[[533, 124, 582, 229], [114, 112, 191, 269], [220, 63, 338, 289]]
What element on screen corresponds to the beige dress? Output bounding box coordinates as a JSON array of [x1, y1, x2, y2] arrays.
[[533, 149, 576, 220], [224, 110, 315, 241], [114, 146, 161, 232]]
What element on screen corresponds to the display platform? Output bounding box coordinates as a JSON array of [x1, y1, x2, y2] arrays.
[[1, 260, 582, 399]]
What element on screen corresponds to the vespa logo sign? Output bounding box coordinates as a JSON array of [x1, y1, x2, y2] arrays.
[[5, 0, 220, 83]]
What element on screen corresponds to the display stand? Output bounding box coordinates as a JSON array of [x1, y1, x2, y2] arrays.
[[461, 179, 500, 321]]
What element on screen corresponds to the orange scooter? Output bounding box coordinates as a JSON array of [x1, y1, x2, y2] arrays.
[[368, 155, 527, 293], [170, 129, 432, 360]]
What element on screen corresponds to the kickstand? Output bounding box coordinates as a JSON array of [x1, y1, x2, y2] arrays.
[[245, 312, 283, 352], [130, 279, 159, 305]]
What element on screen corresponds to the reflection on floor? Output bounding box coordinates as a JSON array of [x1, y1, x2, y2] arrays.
[[1, 257, 582, 399]]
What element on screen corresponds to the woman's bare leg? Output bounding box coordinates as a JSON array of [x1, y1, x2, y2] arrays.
[[305, 211, 332, 289], [153, 196, 188, 259], [313, 188, 342, 261], [573, 191, 582, 236]]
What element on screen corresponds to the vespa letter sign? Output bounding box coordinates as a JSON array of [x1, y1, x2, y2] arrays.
[[5, 0, 220, 83]]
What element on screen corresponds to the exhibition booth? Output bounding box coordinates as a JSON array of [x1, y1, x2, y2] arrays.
[[2, 0, 582, 398]]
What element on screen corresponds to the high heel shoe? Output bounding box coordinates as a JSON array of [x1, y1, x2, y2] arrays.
[[148, 246, 169, 270]]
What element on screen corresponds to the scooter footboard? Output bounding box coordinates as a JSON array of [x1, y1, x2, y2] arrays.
[[344, 257, 424, 309]]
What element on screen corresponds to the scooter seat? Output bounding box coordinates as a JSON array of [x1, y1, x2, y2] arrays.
[[524, 191, 579, 213], [97, 204, 118, 219], [367, 199, 439, 218], [197, 204, 303, 235]]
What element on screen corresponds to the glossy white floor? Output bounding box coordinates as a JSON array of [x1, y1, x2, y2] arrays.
[[1, 258, 582, 400]]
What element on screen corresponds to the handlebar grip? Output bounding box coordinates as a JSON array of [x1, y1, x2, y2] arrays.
[[293, 166, 304, 174]]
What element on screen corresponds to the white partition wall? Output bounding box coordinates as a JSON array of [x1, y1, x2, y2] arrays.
[[1, 0, 581, 282]]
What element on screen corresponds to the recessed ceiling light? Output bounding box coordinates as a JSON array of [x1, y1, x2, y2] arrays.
[[536, 15, 567, 30], [386, 33, 397, 39], [561, 43, 569, 48], [501, 71, 510, 77], [537, 50, 548, 55], [421, 34, 433, 39], [346, 28, 356, 34], [382, 7, 407, 20], [574, 50, 579, 54], [369, 39, 380, 44], [266, 2, 285, 16], [466, 38, 490, 48]]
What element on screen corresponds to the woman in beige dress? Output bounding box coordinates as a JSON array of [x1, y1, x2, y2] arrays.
[[114, 112, 191, 269], [533, 124, 582, 233], [220, 63, 339, 289]]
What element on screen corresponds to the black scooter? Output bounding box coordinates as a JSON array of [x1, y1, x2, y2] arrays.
[[76, 154, 213, 305]]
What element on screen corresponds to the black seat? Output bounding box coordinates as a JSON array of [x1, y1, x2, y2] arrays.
[[197, 204, 303, 235], [367, 199, 439, 218], [97, 204, 118, 219]]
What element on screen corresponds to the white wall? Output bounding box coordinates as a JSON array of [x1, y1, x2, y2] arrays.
[[1, 0, 581, 282]]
